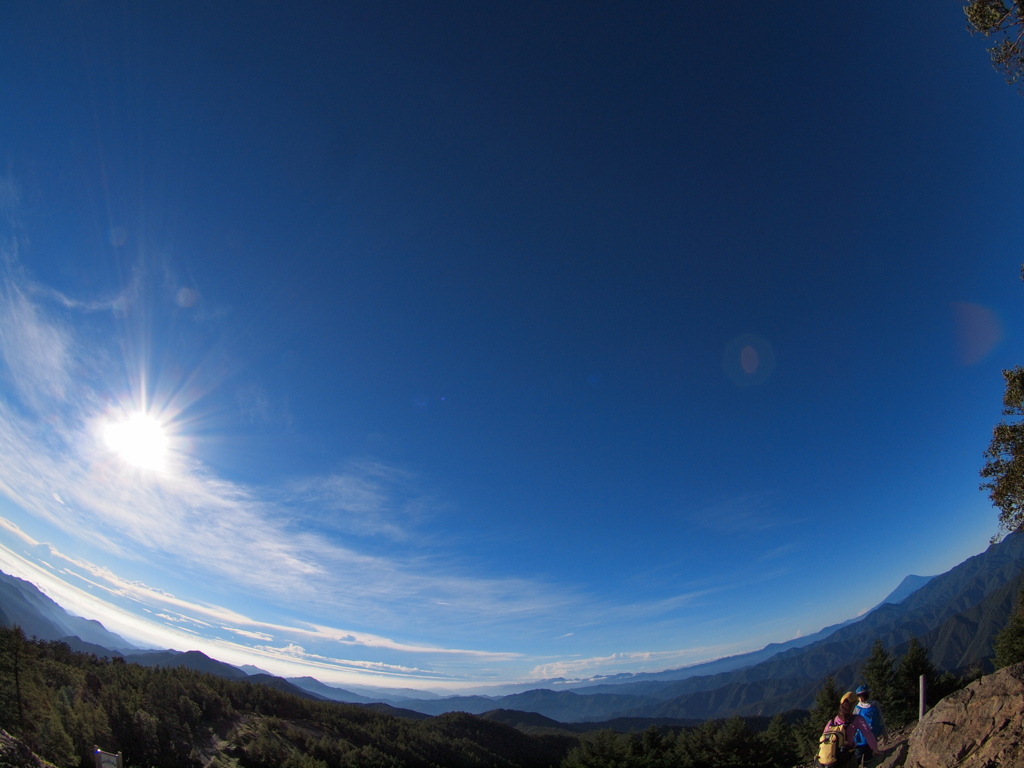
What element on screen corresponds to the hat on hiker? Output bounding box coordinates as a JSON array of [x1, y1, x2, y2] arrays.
[[855, 685, 868, 695]]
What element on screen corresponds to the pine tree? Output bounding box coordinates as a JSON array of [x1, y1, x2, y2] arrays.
[[712, 716, 758, 768], [798, 675, 841, 762], [762, 714, 799, 768], [860, 639, 897, 715], [810, 675, 841, 730], [562, 729, 629, 768], [36, 711, 77, 767], [994, 585, 1024, 668], [888, 636, 936, 727], [0, 626, 27, 732]]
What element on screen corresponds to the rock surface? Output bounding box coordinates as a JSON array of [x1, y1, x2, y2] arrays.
[[0, 729, 54, 768], [877, 740, 908, 768], [903, 662, 1024, 768]]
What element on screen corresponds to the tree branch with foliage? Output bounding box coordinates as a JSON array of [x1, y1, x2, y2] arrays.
[[860, 639, 896, 716], [965, 0, 1024, 90], [994, 585, 1024, 668], [980, 365, 1024, 541]]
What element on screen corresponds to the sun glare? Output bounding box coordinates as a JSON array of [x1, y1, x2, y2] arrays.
[[103, 412, 169, 471]]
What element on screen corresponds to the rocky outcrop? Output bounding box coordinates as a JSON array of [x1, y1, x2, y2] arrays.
[[877, 740, 908, 768], [903, 662, 1024, 768], [0, 729, 54, 768]]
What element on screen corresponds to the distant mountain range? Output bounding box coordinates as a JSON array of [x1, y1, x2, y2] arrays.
[[2, 531, 1022, 725], [0, 570, 138, 652], [287, 533, 1024, 720]]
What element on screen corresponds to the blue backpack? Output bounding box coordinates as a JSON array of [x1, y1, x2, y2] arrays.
[[854, 703, 880, 744]]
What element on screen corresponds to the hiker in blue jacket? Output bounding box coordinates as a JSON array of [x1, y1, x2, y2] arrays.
[[818, 692, 878, 766], [853, 685, 888, 747]]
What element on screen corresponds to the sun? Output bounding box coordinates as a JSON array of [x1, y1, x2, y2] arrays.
[[103, 412, 169, 471]]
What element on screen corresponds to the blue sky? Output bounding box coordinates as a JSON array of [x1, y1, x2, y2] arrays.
[[0, 2, 1022, 690]]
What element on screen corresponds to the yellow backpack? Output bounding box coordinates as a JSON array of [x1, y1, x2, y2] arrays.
[[817, 720, 847, 766]]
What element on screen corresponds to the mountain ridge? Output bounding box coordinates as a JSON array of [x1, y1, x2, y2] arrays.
[[1, 531, 1021, 725], [339, 532, 1024, 720], [0, 570, 138, 651]]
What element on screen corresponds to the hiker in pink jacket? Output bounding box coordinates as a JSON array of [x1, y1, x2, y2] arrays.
[[818, 691, 878, 766]]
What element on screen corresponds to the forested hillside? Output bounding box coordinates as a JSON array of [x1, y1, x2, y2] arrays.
[[0, 627, 576, 768], [0, 628, 805, 768], [3, 624, 989, 768]]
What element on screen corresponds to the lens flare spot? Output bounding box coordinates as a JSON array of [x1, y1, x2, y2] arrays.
[[103, 412, 168, 471], [724, 334, 776, 386], [740, 345, 759, 374], [176, 287, 199, 307], [952, 301, 1001, 366]]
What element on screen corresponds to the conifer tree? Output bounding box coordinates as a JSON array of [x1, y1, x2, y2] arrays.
[[860, 639, 897, 714], [562, 729, 628, 768], [994, 585, 1024, 668], [0, 625, 27, 732], [36, 711, 77, 767], [809, 675, 841, 730], [798, 675, 841, 761], [888, 636, 936, 727], [712, 716, 758, 768], [762, 714, 799, 768]]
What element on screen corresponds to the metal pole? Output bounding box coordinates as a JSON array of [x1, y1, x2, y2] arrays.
[[919, 674, 926, 720]]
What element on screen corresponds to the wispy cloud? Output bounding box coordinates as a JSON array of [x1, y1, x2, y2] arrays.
[[757, 541, 801, 562], [0, 249, 767, 685], [251, 642, 468, 679], [0, 257, 583, 655], [288, 461, 430, 541], [222, 627, 274, 641], [685, 491, 805, 535], [529, 643, 742, 680], [36, 271, 141, 315], [0, 531, 522, 683], [0, 275, 73, 410]]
